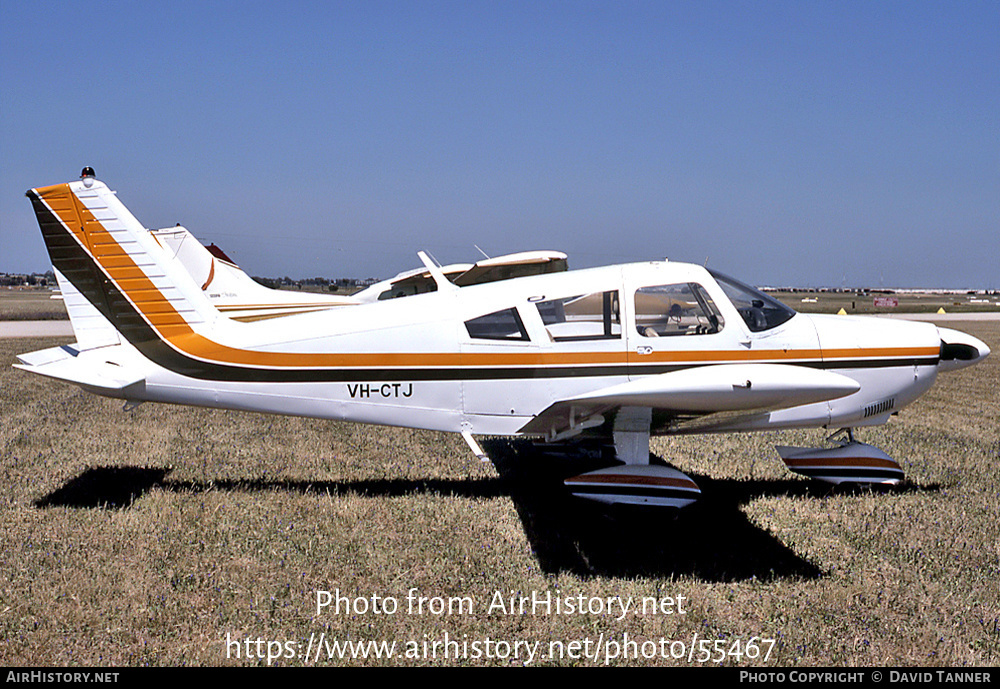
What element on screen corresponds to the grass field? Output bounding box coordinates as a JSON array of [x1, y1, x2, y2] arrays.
[[0, 290, 69, 321], [1, 323, 997, 666]]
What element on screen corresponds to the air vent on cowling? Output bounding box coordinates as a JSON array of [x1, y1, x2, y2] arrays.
[[864, 398, 895, 418]]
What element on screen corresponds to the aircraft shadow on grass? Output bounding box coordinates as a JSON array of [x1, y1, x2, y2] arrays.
[[35, 441, 938, 583]]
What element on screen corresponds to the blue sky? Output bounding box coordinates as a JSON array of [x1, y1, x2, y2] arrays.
[[2, 1, 997, 288]]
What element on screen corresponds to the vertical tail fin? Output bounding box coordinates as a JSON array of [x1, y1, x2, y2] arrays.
[[26, 171, 216, 349]]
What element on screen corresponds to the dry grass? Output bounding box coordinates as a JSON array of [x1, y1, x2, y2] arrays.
[[1, 323, 997, 666], [0, 290, 69, 321]]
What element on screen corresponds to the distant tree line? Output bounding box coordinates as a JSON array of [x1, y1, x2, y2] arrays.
[[250, 276, 379, 292], [0, 271, 54, 287]]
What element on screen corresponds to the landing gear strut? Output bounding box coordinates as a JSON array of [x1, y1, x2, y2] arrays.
[[563, 406, 701, 508]]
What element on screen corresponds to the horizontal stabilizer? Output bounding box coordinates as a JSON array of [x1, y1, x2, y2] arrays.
[[15, 345, 145, 396]]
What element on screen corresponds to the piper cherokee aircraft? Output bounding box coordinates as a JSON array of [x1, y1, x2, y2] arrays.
[[16, 169, 990, 508]]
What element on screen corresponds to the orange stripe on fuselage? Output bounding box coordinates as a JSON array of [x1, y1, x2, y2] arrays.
[[34, 183, 941, 372], [638, 347, 935, 364]]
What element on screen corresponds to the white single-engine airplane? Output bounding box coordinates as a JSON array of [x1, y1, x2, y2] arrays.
[[17, 169, 990, 508]]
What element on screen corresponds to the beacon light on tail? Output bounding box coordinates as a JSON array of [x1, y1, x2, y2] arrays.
[[15, 169, 990, 508]]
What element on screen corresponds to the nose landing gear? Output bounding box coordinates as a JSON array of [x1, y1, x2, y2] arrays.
[[776, 428, 904, 485]]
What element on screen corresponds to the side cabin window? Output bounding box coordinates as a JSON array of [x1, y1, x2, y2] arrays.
[[465, 307, 529, 341], [634, 283, 724, 337], [535, 291, 621, 341]]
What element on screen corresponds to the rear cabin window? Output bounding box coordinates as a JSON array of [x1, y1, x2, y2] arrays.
[[464, 308, 529, 341], [535, 291, 621, 341], [634, 283, 724, 337]]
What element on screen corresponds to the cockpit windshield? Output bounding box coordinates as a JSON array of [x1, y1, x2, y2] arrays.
[[709, 270, 796, 332]]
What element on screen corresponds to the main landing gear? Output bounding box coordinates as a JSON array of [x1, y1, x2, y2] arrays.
[[562, 407, 701, 509]]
